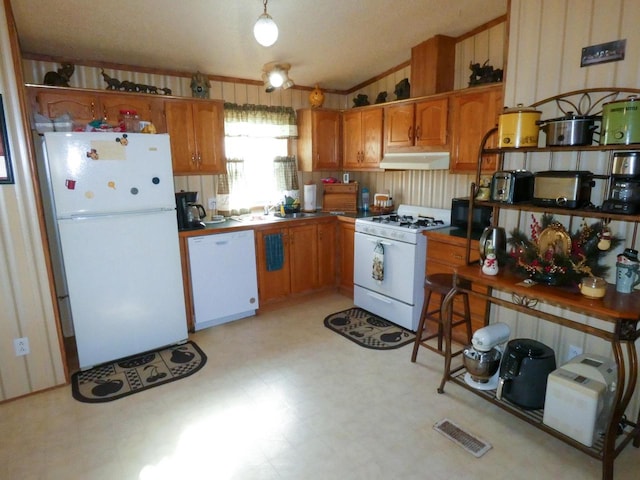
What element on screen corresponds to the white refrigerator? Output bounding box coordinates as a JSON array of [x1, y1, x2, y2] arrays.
[[39, 132, 187, 369]]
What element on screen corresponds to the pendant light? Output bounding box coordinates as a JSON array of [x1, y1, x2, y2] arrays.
[[253, 0, 278, 47]]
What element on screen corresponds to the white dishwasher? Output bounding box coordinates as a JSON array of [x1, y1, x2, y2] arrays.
[[188, 230, 259, 331]]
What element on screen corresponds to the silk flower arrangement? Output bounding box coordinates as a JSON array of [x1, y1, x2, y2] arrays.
[[507, 214, 622, 286]]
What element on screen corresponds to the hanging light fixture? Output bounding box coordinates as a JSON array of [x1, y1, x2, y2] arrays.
[[253, 0, 278, 47]]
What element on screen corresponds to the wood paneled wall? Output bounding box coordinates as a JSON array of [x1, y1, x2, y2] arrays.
[[0, 0, 66, 402]]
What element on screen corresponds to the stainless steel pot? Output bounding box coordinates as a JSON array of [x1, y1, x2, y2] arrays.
[[537, 113, 599, 146], [611, 151, 640, 176], [602, 96, 640, 145]]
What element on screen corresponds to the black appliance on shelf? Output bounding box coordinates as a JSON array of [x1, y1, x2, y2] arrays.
[[175, 191, 206, 230], [602, 151, 640, 215], [450, 197, 493, 233], [496, 338, 556, 410]]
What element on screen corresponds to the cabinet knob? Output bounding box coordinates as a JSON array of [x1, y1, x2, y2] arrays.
[[407, 126, 413, 141], [415, 126, 421, 141]]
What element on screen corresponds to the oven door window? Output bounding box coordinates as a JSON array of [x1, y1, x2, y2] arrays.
[[353, 232, 418, 305]]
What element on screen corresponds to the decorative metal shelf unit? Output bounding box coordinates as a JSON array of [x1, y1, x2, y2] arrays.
[[441, 88, 640, 480]]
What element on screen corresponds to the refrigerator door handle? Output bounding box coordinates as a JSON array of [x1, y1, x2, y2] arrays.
[[62, 207, 175, 221]]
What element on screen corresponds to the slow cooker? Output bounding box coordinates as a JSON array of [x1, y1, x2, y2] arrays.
[[498, 105, 541, 148], [537, 112, 599, 146], [601, 96, 640, 145]]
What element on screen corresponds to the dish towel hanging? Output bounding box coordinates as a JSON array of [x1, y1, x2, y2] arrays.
[[372, 241, 384, 283], [265, 233, 285, 271]]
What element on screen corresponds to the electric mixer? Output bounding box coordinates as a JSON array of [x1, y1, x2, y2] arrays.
[[462, 322, 511, 390]]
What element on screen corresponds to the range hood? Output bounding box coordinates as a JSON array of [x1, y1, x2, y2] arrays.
[[379, 151, 450, 170]]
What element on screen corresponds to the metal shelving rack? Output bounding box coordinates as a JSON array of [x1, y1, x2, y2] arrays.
[[440, 88, 640, 480]]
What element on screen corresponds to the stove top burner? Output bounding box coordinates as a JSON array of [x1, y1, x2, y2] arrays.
[[369, 214, 445, 229]]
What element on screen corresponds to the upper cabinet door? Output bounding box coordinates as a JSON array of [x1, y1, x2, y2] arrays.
[[360, 108, 383, 168], [414, 97, 448, 147], [99, 95, 153, 125], [384, 104, 415, 149], [297, 109, 341, 171], [192, 100, 226, 174], [313, 110, 341, 170], [35, 91, 100, 125], [342, 110, 363, 169], [450, 85, 503, 173], [165, 100, 198, 174], [343, 108, 383, 170]]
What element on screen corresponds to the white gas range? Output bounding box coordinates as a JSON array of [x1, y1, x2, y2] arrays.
[[354, 205, 451, 332]]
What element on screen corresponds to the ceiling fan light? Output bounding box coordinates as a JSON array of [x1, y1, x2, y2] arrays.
[[253, 13, 278, 47], [268, 69, 285, 88], [282, 78, 294, 90]]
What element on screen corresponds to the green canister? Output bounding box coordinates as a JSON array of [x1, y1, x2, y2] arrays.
[[601, 96, 640, 145]]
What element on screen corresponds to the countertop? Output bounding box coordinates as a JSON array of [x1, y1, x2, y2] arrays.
[[178, 210, 372, 238]]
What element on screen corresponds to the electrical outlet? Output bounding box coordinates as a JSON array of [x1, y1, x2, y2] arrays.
[[14, 337, 30, 356], [567, 344, 582, 361], [208, 197, 217, 210]]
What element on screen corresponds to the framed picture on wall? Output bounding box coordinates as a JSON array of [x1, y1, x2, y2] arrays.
[[581, 39, 626, 67], [0, 95, 14, 184]]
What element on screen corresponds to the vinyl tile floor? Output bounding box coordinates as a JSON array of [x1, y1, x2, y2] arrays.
[[1, 291, 638, 479]]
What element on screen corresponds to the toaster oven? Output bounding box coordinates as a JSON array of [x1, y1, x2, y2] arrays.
[[490, 170, 534, 203], [533, 171, 594, 209]]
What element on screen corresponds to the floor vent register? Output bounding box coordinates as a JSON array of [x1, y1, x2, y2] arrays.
[[433, 418, 492, 458]]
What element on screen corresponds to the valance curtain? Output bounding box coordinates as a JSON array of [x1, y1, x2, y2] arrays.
[[223, 103, 298, 138]]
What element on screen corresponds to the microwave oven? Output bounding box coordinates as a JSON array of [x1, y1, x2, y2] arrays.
[[450, 198, 493, 232]]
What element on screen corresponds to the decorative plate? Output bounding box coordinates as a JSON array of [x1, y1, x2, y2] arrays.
[[537, 224, 571, 256]]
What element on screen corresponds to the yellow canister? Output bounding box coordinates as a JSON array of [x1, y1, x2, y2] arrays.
[[498, 105, 542, 148]]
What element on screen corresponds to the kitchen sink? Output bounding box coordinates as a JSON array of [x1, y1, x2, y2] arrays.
[[273, 212, 316, 219]]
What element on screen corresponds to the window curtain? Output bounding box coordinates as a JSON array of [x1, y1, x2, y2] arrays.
[[216, 159, 246, 215], [219, 103, 298, 214], [223, 103, 298, 138], [274, 155, 300, 204]]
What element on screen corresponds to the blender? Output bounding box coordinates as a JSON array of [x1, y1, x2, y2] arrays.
[[462, 322, 511, 390]]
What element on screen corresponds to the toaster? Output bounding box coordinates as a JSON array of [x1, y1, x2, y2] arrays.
[[490, 170, 534, 203], [533, 171, 594, 209]]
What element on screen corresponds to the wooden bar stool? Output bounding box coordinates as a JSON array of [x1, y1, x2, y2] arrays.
[[411, 273, 473, 361]]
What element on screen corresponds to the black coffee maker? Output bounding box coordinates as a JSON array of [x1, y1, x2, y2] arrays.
[[602, 151, 640, 215], [175, 191, 206, 230]]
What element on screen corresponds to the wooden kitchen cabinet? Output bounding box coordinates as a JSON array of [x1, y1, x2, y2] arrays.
[[256, 218, 337, 304], [384, 96, 448, 151], [165, 98, 226, 175], [289, 223, 319, 294], [27, 85, 165, 131], [256, 226, 292, 303], [317, 220, 337, 288], [297, 108, 341, 171], [337, 217, 355, 297], [424, 230, 487, 342], [449, 84, 503, 173], [342, 107, 383, 170]]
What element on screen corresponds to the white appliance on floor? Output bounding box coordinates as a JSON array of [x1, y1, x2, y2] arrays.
[[353, 205, 450, 331], [38, 132, 187, 369], [543, 353, 617, 447], [188, 230, 259, 330]]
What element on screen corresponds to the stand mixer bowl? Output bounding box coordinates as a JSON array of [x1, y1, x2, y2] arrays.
[[463, 347, 502, 383]]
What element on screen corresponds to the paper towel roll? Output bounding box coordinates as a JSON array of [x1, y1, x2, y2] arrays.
[[303, 184, 317, 212]]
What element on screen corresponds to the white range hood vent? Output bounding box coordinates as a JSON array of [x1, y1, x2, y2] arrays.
[[379, 151, 450, 170]]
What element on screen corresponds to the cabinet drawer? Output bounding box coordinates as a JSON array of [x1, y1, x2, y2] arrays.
[[427, 236, 480, 265], [427, 240, 468, 265], [324, 183, 358, 193]]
